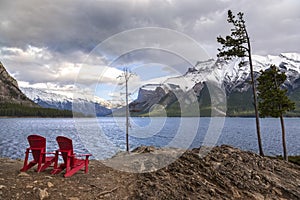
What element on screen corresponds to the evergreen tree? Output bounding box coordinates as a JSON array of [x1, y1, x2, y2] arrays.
[[217, 10, 264, 156], [257, 65, 295, 161]]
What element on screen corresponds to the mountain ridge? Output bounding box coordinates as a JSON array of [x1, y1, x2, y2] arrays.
[[0, 62, 74, 117], [0, 62, 37, 107], [128, 53, 300, 116], [20, 87, 112, 116], [5, 52, 299, 117]]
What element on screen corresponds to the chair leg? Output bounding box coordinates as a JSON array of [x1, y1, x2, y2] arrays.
[[38, 158, 55, 172], [64, 164, 85, 177], [51, 163, 65, 175], [85, 157, 89, 174], [65, 157, 71, 175], [36, 153, 44, 172], [51, 152, 64, 175], [20, 150, 35, 172], [20, 161, 37, 172]]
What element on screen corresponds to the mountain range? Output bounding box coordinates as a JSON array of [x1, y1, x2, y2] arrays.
[[0, 62, 73, 117], [2, 53, 300, 117], [20, 87, 112, 116], [128, 53, 300, 116]]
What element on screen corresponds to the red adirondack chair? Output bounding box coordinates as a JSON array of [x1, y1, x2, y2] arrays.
[[51, 136, 92, 177], [20, 135, 55, 173]]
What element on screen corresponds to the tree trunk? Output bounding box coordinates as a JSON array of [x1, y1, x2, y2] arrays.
[[125, 77, 129, 152], [280, 115, 288, 161], [246, 32, 264, 156]]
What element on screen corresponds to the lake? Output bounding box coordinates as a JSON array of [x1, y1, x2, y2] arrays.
[[0, 117, 299, 160]]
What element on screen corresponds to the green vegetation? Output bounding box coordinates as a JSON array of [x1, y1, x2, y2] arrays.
[[0, 103, 74, 117], [257, 65, 295, 161], [133, 86, 300, 117], [288, 87, 300, 115], [216, 10, 264, 156], [268, 155, 300, 166], [226, 89, 254, 117], [226, 88, 300, 117], [288, 156, 300, 166], [257, 65, 295, 118], [130, 88, 300, 118]]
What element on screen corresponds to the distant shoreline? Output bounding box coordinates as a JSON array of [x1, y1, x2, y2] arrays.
[[1, 146, 299, 164], [1, 115, 300, 118], [0, 116, 74, 119]]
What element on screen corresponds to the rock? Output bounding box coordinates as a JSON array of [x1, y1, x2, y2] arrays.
[[272, 188, 282, 196], [0, 62, 37, 106], [34, 188, 49, 200], [0, 185, 6, 189], [230, 187, 241, 198], [17, 172, 30, 177], [68, 197, 80, 200], [248, 192, 264, 200], [26, 185, 34, 189], [132, 145, 300, 199], [47, 182, 54, 188], [209, 188, 216, 196], [132, 146, 156, 153]]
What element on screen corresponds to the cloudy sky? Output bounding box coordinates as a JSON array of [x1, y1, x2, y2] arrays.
[[0, 0, 299, 101]]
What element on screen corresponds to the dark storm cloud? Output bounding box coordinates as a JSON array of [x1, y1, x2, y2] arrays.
[[0, 0, 127, 53], [0, 0, 299, 88], [1, 0, 299, 56], [0, 0, 229, 54]]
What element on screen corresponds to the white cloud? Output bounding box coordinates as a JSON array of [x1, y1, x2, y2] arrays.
[[1, 46, 52, 62]]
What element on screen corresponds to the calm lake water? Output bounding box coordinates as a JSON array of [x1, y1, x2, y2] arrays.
[[0, 117, 299, 160]]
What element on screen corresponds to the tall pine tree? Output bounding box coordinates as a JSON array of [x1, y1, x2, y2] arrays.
[[257, 65, 295, 161], [217, 10, 264, 156]]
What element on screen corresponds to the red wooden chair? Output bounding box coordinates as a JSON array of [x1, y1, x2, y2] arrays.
[[20, 135, 55, 173], [51, 136, 92, 177]]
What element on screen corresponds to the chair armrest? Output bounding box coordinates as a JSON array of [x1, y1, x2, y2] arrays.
[[68, 153, 92, 159], [55, 150, 92, 158], [75, 154, 92, 157], [43, 152, 56, 155], [39, 150, 56, 155]]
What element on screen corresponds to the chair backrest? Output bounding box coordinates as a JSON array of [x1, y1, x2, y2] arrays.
[[56, 136, 74, 163], [27, 135, 46, 162]]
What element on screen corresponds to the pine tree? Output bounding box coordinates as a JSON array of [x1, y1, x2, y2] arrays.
[[217, 10, 264, 156], [257, 65, 295, 161]]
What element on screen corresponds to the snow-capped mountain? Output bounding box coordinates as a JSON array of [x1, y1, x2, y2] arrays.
[[177, 53, 300, 93], [129, 53, 300, 116], [20, 87, 112, 116], [222, 53, 300, 92], [20, 53, 300, 117], [21, 87, 73, 110]]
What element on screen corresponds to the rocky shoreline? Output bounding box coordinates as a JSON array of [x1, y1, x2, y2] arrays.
[[1, 145, 300, 199]]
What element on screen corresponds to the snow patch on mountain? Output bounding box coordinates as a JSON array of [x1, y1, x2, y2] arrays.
[[20, 87, 112, 116], [181, 53, 300, 92], [21, 87, 112, 107]]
